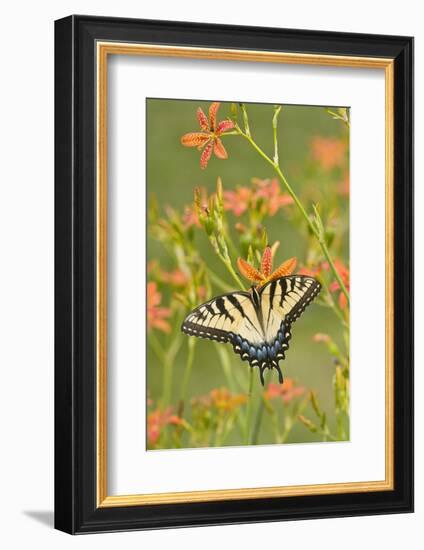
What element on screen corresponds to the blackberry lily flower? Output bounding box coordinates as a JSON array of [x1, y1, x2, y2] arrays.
[[181, 102, 234, 169], [237, 246, 297, 288]]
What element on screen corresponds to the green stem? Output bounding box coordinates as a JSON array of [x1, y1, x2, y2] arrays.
[[320, 428, 338, 442], [272, 105, 282, 165], [326, 108, 350, 128], [234, 108, 350, 306], [251, 370, 272, 444], [240, 103, 251, 136], [214, 344, 246, 437], [251, 396, 265, 445], [161, 332, 183, 407], [215, 344, 244, 393], [244, 368, 255, 444], [219, 255, 245, 290], [149, 331, 166, 363], [319, 274, 349, 329], [180, 337, 196, 406], [264, 400, 282, 443], [223, 226, 239, 258], [319, 238, 350, 304], [208, 269, 234, 293]]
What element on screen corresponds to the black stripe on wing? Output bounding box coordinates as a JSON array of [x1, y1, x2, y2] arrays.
[[284, 278, 321, 324], [180, 291, 251, 344], [260, 275, 321, 325], [181, 321, 234, 343]]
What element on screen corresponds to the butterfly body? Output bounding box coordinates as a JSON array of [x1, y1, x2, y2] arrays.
[[181, 275, 321, 385]]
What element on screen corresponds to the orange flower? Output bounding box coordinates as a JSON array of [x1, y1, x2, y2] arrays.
[[299, 260, 349, 310], [182, 186, 211, 227], [223, 178, 293, 218], [209, 387, 247, 411], [223, 186, 252, 217], [148, 261, 189, 288], [147, 407, 183, 446], [311, 136, 347, 171], [313, 333, 331, 343], [182, 204, 201, 228], [264, 379, 305, 403], [327, 259, 350, 310], [196, 286, 207, 301], [237, 246, 297, 288], [181, 102, 234, 169], [147, 281, 171, 333], [252, 178, 294, 215], [297, 266, 320, 277]]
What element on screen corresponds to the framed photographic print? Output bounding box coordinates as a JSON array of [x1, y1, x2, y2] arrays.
[[54, 15, 414, 534]]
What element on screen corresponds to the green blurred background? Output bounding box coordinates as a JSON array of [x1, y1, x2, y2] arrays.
[[147, 99, 349, 446]]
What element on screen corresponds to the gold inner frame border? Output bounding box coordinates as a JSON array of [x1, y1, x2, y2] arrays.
[[96, 42, 394, 508]]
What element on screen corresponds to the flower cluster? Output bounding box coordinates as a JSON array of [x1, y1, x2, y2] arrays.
[[264, 378, 305, 403], [209, 387, 248, 411], [188, 387, 248, 447], [147, 282, 171, 334], [147, 406, 183, 447], [148, 259, 189, 288], [224, 178, 293, 217]]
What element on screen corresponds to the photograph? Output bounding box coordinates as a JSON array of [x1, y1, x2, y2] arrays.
[[146, 99, 350, 450], [51, 14, 413, 534]]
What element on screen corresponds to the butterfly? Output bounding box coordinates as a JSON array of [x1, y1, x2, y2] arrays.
[[181, 275, 321, 385]]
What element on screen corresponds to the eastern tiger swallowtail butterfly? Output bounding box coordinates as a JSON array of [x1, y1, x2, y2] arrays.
[[181, 275, 321, 385]]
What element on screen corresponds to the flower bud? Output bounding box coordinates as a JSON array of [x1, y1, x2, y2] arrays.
[[310, 391, 321, 417], [298, 415, 317, 432]]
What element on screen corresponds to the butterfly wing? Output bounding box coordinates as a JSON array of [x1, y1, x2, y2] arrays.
[[181, 275, 320, 386], [181, 291, 264, 346], [259, 275, 321, 362]]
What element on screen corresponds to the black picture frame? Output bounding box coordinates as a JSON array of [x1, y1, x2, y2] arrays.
[[55, 15, 414, 534]]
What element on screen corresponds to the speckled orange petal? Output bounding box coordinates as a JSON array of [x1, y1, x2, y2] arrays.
[[197, 107, 209, 130], [237, 257, 264, 283], [200, 141, 213, 169], [181, 132, 210, 148], [260, 246, 273, 278], [213, 138, 228, 159], [216, 119, 235, 133], [268, 257, 297, 280], [209, 102, 220, 131]]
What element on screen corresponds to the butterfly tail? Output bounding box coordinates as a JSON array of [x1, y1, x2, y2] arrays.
[[274, 361, 284, 385], [258, 360, 284, 386]]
